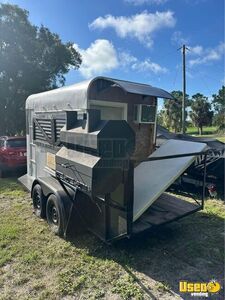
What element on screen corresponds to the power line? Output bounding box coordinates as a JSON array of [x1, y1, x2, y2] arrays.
[[186, 66, 217, 96]]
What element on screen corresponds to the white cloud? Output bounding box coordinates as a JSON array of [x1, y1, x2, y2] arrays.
[[119, 51, 168, 74], [73, 39, 118, 78], [171, 31, 189, 45], [189, 45, 203, 55], [89, 11, 176, 48], [73, 40, 168, 78], [119, 52, 138, 67], [188, 42, 225, 67], [132, 59, 168, 74], [125, 0, 168, 5]]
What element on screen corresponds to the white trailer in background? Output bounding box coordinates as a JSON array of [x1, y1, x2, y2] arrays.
[[19, 76, 207, 243]]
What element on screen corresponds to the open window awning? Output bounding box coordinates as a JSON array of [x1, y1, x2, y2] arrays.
[[111, 78, 174, 100]]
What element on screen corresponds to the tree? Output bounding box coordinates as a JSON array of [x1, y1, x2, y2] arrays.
[[162, 91, 190, 133], [0, 4, 82, 135], [189, 93, 213, 135], [212, 86, 225, 131], [157, 110, 165, 127]]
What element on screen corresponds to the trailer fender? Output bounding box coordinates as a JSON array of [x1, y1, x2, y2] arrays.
[[31, 179, 40, 198]]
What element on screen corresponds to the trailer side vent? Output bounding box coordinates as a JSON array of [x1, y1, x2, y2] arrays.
[[34, 119, 53, 143], [55, 119, 66, 142], [34, 118, 66, 144]]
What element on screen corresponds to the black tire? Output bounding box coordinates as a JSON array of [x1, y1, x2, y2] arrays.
[[32, 184, 47, 218], [46, 194, 65, 237]]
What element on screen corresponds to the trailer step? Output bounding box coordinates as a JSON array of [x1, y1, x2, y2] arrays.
[[18, 174, 34, 192], [133, 139, 206, 221]]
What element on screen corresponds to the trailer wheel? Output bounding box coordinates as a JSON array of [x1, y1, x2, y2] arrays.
[[32, 184, 46, 218], [46, 194, 64, 237]]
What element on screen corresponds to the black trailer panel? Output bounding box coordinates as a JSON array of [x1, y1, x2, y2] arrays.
[[133, 193, 202, 235]]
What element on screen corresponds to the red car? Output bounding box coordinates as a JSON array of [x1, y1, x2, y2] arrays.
[[0, 136, 27, 177]]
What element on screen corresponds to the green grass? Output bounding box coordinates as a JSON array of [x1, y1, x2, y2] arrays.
[[216, 136, 225, 143], [0, 179, 224, 299], [0, 178, 26, 197], [187, 126, 218, 135], [186, 126, 224, 143]]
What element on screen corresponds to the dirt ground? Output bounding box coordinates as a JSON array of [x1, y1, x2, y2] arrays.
[[0, 179, 224, 300]]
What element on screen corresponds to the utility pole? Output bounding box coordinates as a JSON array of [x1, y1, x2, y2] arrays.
[[178, 44, 189, 133], [182, 44, 186, 134]]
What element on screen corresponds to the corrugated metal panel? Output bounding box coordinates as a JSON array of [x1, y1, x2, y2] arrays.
[[34, 119, 52, 141], [34, 118, 66, 143], [55, 119, 66, 141]]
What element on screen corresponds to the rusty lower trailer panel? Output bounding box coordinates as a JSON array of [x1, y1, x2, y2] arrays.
[[133, 193, 201, 235]]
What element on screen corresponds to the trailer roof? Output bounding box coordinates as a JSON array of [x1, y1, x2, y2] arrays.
[[26, 76, 174, 111]]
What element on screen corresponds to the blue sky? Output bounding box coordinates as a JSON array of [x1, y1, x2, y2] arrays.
[[5, 0, 224, 98]]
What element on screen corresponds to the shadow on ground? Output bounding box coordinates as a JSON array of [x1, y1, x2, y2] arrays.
[[0, 168, 26, 179], [1, 178, 223, 299], [67, 203, 224, 300]]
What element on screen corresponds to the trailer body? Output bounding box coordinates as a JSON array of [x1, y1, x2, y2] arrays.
[[19, 76, 207, 243]]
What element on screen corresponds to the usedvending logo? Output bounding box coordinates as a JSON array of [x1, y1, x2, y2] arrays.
[[179, 280, 221, 297]]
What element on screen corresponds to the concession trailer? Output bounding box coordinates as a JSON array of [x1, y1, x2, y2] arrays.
[[19, 76, 208, 243]]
